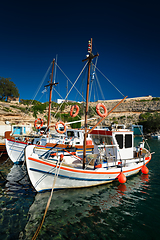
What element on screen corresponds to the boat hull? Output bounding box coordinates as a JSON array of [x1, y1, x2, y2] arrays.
[[5, 139, 94, 164], [5, 139, 27, 163], [25, 146, 151, 192]]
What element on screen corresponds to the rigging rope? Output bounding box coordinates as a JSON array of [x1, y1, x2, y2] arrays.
[[92, 64, 125, 97], [53, 62, 88, 119], [55, 62, 86, 101], [31, 62, 53, 104], [94, 71, 105, 100], [89, 58, 98, 102], [21, 61, 52, 117], [52, 86, 63, 99]]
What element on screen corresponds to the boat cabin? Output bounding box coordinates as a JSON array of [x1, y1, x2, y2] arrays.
[[90, 128, 134, 160]]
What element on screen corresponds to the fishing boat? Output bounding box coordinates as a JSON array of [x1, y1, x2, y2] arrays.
[[5, 58, 94, 164], [151, 133, 160, 140], [25, 39, 152, 192], [5, 128, 94, 164]]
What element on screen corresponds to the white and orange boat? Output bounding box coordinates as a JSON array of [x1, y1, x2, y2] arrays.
[[25, 39, 152, 192]]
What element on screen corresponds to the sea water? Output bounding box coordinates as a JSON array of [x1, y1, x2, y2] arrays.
[[0, 138, 160, 240]]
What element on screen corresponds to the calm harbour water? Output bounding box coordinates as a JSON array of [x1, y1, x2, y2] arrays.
[[0, 138, 160, 240]]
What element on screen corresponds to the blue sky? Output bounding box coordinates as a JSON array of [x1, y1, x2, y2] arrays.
[[0, 0, 160, 103]]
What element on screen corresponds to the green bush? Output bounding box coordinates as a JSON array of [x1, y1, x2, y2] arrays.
[[152, 97, 160, 101], [31, 103, 47, 117], [138, 112, 160, 133], [3, 107, 12, 112]]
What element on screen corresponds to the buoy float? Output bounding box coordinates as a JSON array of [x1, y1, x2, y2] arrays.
[[34, 118, 43, 129], [117, 172, 126, 184], [96, 103, 107, 118], [55, 121, 66, 134], [141, 165, 149, 174], [70, 105, 79, 117]]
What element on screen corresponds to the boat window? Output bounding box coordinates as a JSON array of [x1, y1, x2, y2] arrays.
[[115, 134, 123, 149], [91, 135, 112, 145], [125, 134, 132, 148], [67, 131, 74, 137]]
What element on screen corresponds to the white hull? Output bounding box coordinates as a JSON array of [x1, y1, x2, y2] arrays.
[[151, 135, 160, 140], [5, 139, 55, 164], [5, 138, 94, 164], [25, 145, 151, 192], [5, 139, 27, 163]]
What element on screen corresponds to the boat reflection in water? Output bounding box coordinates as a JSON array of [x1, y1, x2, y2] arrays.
[[4, 164, 34, 196], [24, 172, 150, 239]]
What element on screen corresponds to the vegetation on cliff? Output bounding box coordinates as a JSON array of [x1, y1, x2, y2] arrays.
[[138, 112, 160, 133], [1, 97, 160, 133]]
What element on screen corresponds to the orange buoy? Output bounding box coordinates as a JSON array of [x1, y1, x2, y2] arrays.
[[34, 118, 43, 129], [96, 103, 107, 118], [117, 172, 126, 184], [70, 105, 79, 117], [55, 121, 66, 134], [141, 165, 149, 174]]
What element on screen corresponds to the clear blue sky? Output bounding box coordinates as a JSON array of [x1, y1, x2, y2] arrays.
[[0, 0, 160, 103]]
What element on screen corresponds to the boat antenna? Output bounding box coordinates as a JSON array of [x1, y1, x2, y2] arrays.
[[44, 59, 59, 128], [82, 38, 99, 169]]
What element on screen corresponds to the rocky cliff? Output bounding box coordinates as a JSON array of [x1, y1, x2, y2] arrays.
[[0, 97, 160, 127]]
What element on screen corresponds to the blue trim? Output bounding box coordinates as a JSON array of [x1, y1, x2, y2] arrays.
[[9, 148, 24, 154], [29, 168, 115, 182]]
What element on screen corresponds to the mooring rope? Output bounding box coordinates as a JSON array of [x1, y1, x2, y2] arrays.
[[32, 157, 62, 240]]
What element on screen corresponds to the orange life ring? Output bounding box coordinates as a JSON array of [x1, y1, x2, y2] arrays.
[[34, 118, 43, 129], [96, 103, 107, 118], [55, 121, 66, 134], [70, 105, 79, 117]]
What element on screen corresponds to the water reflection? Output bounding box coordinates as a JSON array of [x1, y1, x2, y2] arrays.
[[0, 162, 35, 240], [1, 151, 157, 240], [24, 172, 151, 239]]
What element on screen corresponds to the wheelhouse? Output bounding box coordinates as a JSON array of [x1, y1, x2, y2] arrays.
[[90, 128, 134, 160]]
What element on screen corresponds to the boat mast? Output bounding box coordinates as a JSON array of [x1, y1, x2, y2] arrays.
[[45, 59, 59, 129], [82, 39, 99, 169]]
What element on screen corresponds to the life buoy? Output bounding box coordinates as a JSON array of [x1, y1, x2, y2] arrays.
[[55, 121, 66, 134], [34, 118, 43, 129], [96, 103, 107, 118], [70, 105, 79, 117]]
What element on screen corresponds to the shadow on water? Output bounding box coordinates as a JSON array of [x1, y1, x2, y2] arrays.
[[1, 138, 160, 240]]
